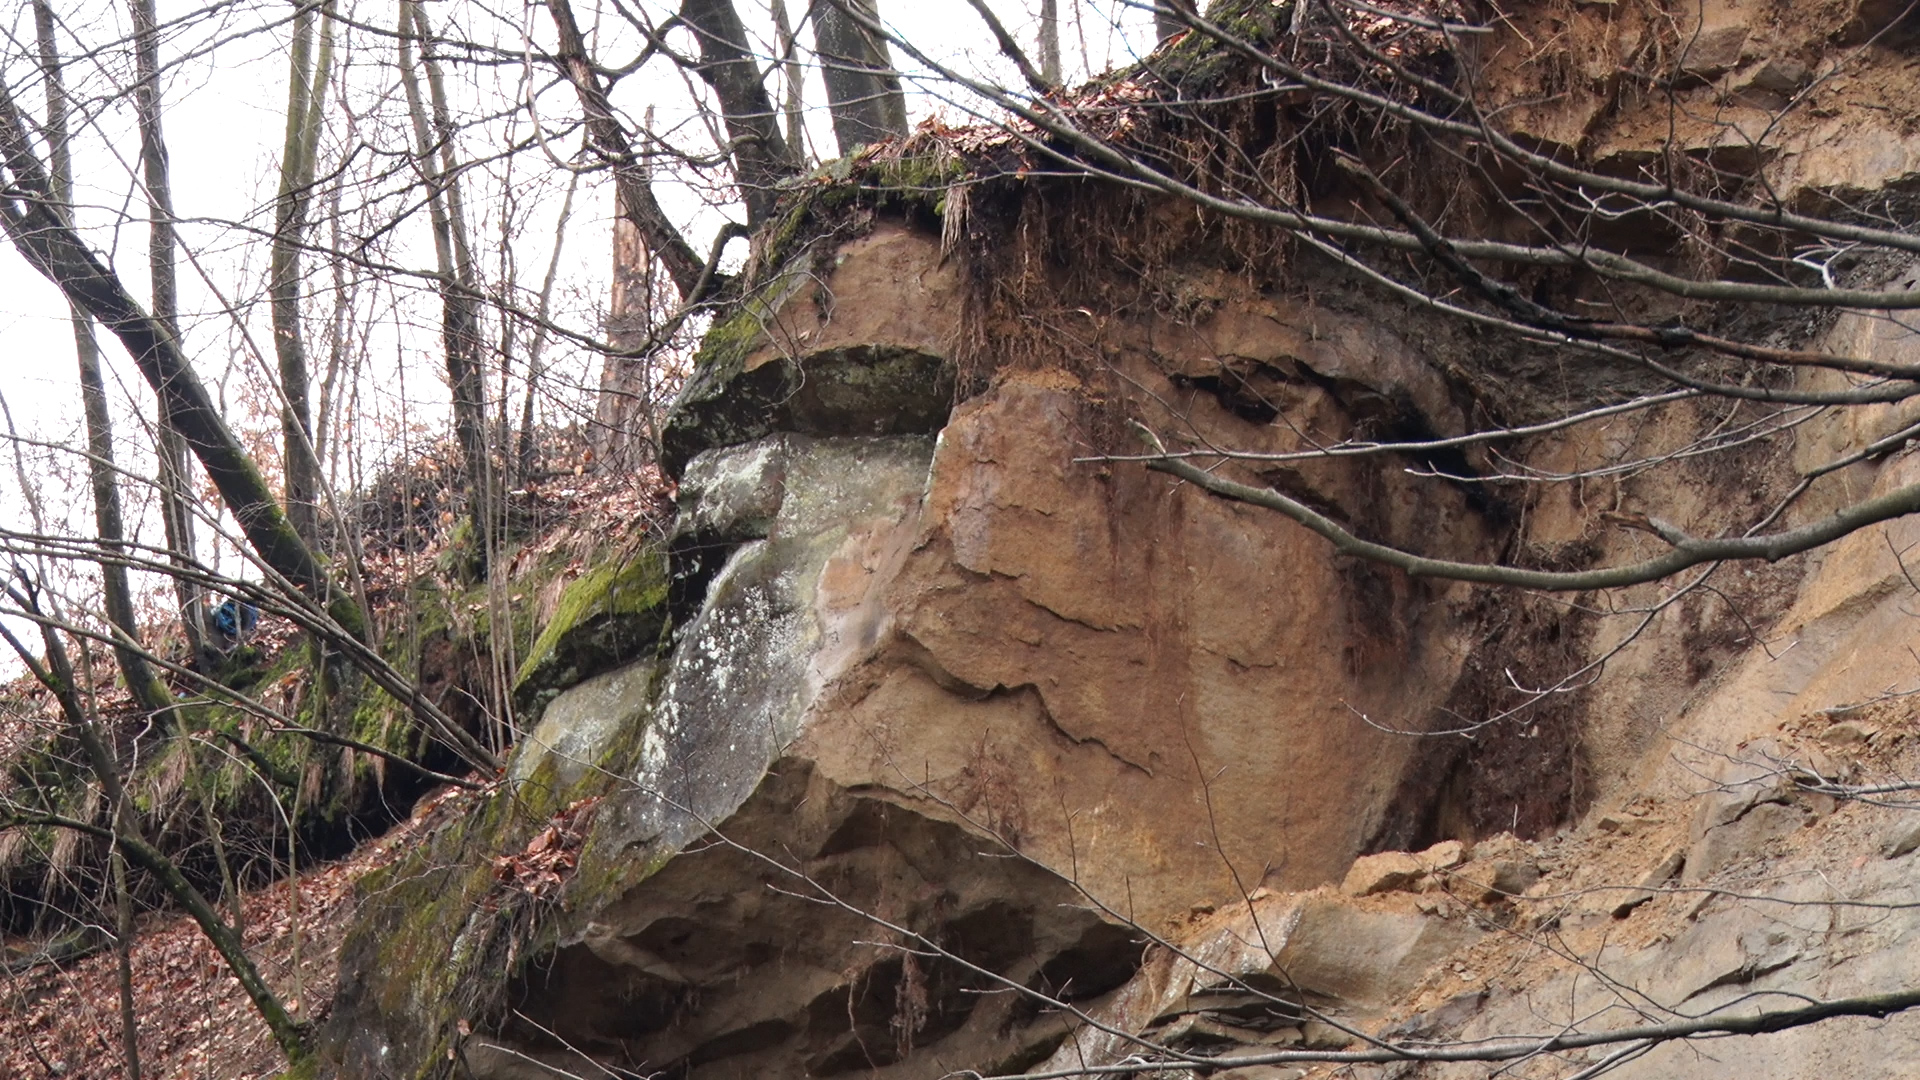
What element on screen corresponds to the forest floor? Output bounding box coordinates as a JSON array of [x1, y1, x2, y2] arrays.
[[0, 788, 455, 1080], [0, 444, 671, 1079]]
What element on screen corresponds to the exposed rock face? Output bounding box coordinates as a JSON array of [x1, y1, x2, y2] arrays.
[[326, 219, 1546, 1076], [660, 226, 962, 476], [324, 24, 1920, 1075], [476, 759, 1141, 1078]]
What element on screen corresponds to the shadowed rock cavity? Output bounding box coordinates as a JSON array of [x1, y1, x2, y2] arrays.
[[473, 761, 1143, 1079]]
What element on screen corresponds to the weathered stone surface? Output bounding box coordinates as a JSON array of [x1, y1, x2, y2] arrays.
[[1678, 24, 1750, 77], [325, 217, 1532, 1078], [1610, 847, 1685, 917], [1420, 839, 1469, 871], [1040, 890, 1482, 1074], [614, 434, 938, 864], [671, 434, 792, 547], [660, 226, 961, 475], [488, 759, 1138, 1079], [1883, 816, 1920, 859], [327, 135, 1920, 1078], [1344, 851, 1428, 896], [1341, 841, 1469, 896], [1685, 775, 1808, 883], [507, 659, 659, 791]]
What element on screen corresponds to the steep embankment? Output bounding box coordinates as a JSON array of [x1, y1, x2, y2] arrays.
[[319, 0, 1920, 1076]]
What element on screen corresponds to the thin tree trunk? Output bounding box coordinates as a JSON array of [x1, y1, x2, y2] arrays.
[[0, 85, 366, 642], [814, 0, 909, 155], [272, 0, 337, 550], [517, 166, 578, 483], [399, 0, 492, 573], [678, 0, 798, 225], [771, 0, 807, 157], [127, 0, 211, 666], [597, 106, 660, 472], [110, 849, 142, 1080], [1155, 1, 1185, 42], [315, 172, 377, 631], [1040, 0, 1062, 86], [0, 86, 500, 779], [31, 0, 171, 714]]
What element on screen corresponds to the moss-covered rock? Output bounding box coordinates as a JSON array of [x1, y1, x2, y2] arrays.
[[323, 656, 668, 1078], [508, 660, 659, 797], [662, 333, 954, 478], [661, 216, 959, 478], [512, 547, 671, 721]]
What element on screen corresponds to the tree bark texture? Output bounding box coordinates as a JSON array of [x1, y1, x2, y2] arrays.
[[545, 0, 708, 298], [679, 0, 797, 224], [814, 0, 909, 155], [128, 0, 211, 664], [272, 0, 337, 549], [399, 0, 493, 564]]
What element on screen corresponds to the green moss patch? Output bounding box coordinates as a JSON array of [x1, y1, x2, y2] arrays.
[[512, 549, 670, 721]]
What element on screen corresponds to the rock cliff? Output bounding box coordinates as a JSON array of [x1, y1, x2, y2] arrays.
[[319, 0, 1920, 1076]]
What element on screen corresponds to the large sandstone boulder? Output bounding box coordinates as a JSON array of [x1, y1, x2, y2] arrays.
[[324, 222, 1540, 1078]]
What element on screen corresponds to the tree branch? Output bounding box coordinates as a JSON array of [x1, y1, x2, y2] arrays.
[[1133, 423, 1920, 591]]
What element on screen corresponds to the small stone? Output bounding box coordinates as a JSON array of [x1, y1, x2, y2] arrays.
[[1747, 57, 1810, 93], [1489, 859, 1543, 897], [1449, 855, 1543, 903], [1883, 817, 1920, 859], [1299, 1021, 1354, 1050], [1819, 720, 1878, 746], [1418, 839, 1469, 870], [1678, 24, 1750, 76], [1612, 848, 1685, 918], [1341, 851, 1427, 896]]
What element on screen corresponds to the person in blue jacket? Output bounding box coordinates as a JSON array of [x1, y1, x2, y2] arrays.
[[211, 598, 259, 652]]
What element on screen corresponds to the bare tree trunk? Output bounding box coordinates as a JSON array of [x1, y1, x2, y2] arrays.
[[771, 0, 807, 157], [31, 0, 171, 715], [109, 849, 141, 1080], [0, 85, 366, 642], [814, 0, 909, 155], [1039, 0, 1062, 86], [1, 55, 496, 775], [596, 107, 662, 473], [679, 0, 799, 225], [272, 0, 337, 550], [544, 0, 706, 298], [518, 166, 579, 483], [1155, 0, 1185, 42], [398, 0, 492, 572], [127, 0, 210, 667]]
